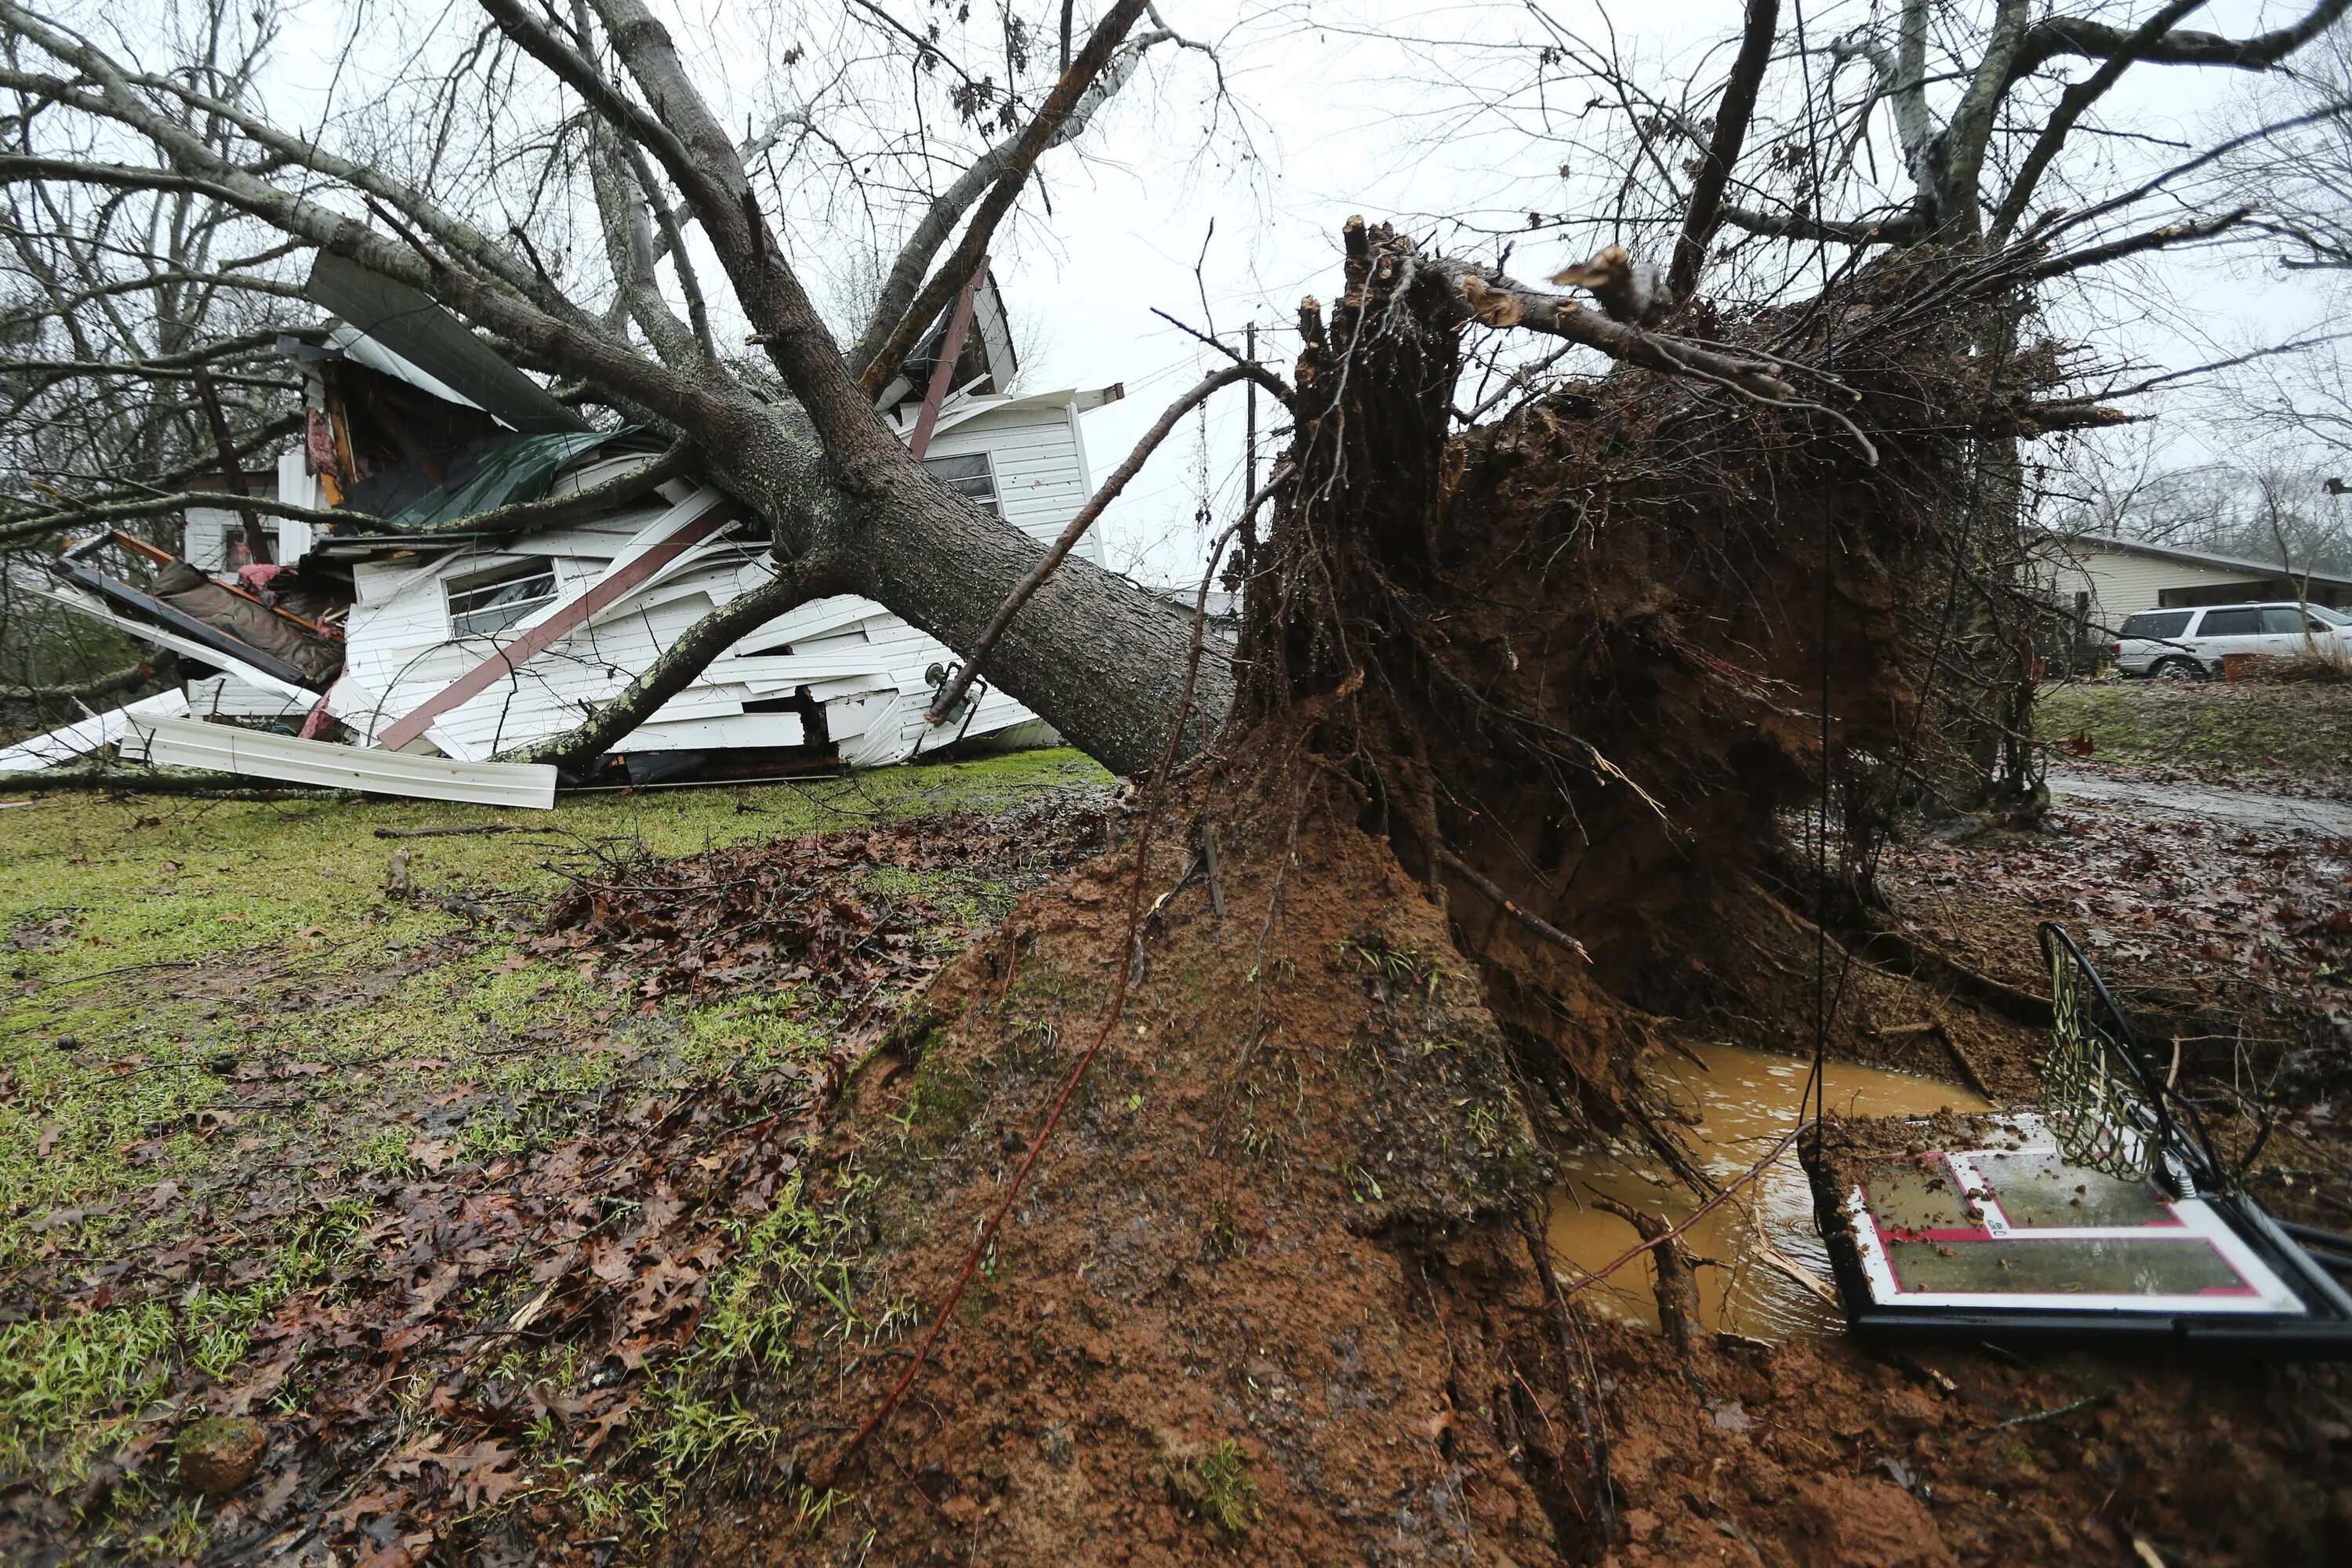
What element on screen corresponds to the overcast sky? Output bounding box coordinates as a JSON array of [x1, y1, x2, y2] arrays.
[[967, 2, 2343, 581], [253, 1, 2347, 583]]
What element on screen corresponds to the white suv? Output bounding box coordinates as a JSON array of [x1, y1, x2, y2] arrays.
[[2114, 601, 2352, 678]]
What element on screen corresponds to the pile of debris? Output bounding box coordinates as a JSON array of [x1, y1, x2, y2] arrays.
[[5, 254, 1127, 800]]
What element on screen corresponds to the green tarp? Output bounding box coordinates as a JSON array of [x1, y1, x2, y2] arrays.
[[387, 429, 622, 528]]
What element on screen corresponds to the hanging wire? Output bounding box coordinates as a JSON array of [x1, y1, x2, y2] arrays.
[[1793, 0, 1835, 1157]]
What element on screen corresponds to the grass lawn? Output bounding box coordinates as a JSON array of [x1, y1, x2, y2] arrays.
[[2037, 678, 2352, 796], [0, 749, 1106, 1556]]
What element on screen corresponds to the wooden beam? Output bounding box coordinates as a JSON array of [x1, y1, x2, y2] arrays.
[[906, 261, 987, 461]]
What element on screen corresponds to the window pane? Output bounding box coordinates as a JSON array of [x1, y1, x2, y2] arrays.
[[924, 453, 1000, 516], [2196, 608, 2260, 636], [2120, 612, 2190, 638], [1882, 1236, 2247, 1297], [2260, 608, 2307, 633], [447, 561, 557, 637]]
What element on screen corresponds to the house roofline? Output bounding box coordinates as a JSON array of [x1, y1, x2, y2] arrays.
[[2042, 529, 2352, 592], [886, 383, 1123, 443]]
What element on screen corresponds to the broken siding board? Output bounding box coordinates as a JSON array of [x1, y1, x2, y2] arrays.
[[710, 642, 931, 686], [412, 596, 761, 757], [619, 713, 808, 750], [377, 497, 734, 750], [185, 675, 313, 724], [0, 690, 191, 772], [722, 594, 897, 652], [706, 659, 900, 691], [354, 608, 694, 728]]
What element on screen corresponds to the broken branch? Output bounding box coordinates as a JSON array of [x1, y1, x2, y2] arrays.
[[1434, 847, 1588, 961], [1440, 261, 1795, 400]]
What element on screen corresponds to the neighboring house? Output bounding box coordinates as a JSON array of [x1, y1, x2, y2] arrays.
[[26, 257, 1127, 786], [2033, 532, 2352, 636]]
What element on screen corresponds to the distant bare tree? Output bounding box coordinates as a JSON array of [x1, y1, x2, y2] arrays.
[[0, 0, 303, 724]]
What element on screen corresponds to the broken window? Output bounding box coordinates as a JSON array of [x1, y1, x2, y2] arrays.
[[924, 453, 1000, 517], [446, 559, 557, 637]]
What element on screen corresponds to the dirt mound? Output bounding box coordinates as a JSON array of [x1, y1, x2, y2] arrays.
[[667, 789, 1583, 1565], [654, 792, 2352, 1566]]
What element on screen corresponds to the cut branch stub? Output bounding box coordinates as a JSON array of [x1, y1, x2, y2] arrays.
[[1445, 265, 1795, 401]]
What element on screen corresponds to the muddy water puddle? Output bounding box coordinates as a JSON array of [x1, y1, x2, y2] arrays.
[[1546, 1042, 1990, 1340]]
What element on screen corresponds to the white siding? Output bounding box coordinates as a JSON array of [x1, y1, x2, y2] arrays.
[[2038, 543, 2279, 632], [325, 398, 1101, 762], [919, 398, 1104, 564], [184, 506, 287, 572], [186, 675, 312, 724]]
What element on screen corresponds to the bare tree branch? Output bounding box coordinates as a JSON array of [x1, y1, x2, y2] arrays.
[[1990, 0, 2208, 245], [1717, 202, 1925, 246], [2007, 0, 2352, 89], [1668, 0, 1779, 304], [858, 0, 1153, 398]]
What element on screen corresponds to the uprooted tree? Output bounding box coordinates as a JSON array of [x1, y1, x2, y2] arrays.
[[2, 0, 2350, 1557]]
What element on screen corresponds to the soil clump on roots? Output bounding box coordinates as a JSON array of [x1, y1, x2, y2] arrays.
[[688, 777, 1569, 1565]]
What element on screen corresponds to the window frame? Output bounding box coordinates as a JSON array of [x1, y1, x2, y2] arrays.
[[923, 452, 1001, 517], [445, 557, 560, 638]]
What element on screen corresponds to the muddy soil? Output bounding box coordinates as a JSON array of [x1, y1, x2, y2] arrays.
[[659, 786, 2352, 1568]]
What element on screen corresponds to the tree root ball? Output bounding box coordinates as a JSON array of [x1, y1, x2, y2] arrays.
[[175, 1415, 265, 1494]]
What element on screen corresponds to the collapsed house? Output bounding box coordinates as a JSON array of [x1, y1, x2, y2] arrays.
[[5, 256, 1123, 794]]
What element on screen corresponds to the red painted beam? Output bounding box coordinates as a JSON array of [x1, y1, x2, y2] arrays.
[[906, 260, 987, 461], [377, 499, 734, 753]]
